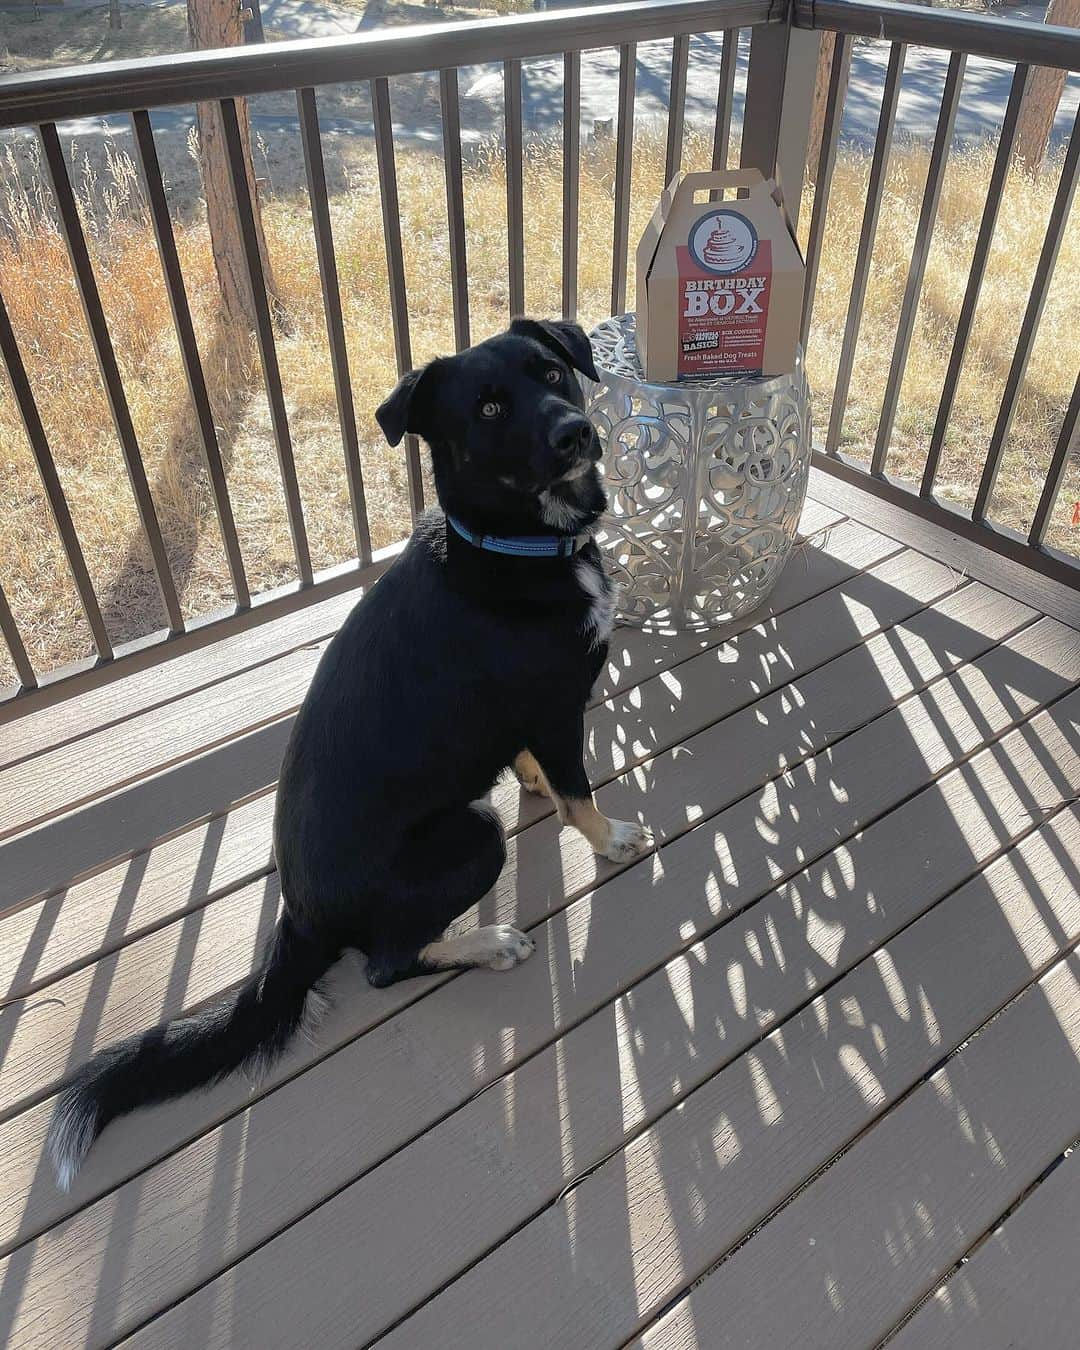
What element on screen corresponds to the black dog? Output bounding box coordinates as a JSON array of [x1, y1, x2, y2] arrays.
[[47, 317, 652, 1189]]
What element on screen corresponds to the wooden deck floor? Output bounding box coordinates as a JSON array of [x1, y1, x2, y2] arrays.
[[1, 472, 1079, 1350]]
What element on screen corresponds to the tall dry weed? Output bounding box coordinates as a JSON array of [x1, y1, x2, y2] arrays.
[[1, 125, 1077, 686]]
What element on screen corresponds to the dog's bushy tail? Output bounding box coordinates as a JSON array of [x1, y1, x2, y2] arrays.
[[46, 914, 338, 1191]]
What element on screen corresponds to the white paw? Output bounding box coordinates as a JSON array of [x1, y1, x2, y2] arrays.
[[603, 819, 654, 862], [478, 924, 536, 971]]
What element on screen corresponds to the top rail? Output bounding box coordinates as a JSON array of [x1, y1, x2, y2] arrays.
[[0, 0, 1075, 133], [797, 0, 1080, 69], [0, 0, 773, 129]]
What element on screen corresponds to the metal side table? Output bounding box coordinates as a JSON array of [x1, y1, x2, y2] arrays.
[[584, 313, 812, 630]]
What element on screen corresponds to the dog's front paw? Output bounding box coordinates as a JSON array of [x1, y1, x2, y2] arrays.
[[513, 751, 547, 797], [515, 766, 546, 795], [478, 924, 536, 971], [602, 819, 654, 862]]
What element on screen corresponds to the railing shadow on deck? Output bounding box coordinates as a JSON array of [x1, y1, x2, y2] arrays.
[[0, 0, 1079, 1340], [0, 548, 1077, 1344]]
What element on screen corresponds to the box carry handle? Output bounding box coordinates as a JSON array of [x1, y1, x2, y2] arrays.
[[668, 167, 773, 210]]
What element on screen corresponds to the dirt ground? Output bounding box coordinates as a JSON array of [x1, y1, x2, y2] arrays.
[[0, 0, 526, 73]]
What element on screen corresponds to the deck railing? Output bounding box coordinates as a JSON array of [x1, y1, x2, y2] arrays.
[[0, 0, 1077, 713], [801, 0, 1080, 589]]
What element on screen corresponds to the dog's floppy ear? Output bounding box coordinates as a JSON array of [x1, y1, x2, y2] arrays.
[[511, 317, 599, 383], [375, 364, 435, 447]]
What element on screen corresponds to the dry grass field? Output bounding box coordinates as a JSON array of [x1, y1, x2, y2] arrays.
[[0, 121, 1077, 686]]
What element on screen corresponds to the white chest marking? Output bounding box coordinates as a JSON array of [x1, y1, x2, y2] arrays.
[[575, 556, 616, 647]]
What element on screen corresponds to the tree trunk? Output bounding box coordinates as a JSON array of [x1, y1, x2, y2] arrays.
[[109, 0, 122, 31], [1016, 0, 1080, 173], [806, 31, 836, 186], [187, 0, 279, 333]]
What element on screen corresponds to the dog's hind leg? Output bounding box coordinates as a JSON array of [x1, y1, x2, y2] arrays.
[[368, 924, 535, 987], [417, 924, 535, 973], [365, 802, 534, 987]]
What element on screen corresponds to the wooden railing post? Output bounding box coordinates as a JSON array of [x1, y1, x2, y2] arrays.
[[740, 13, 821, 233]]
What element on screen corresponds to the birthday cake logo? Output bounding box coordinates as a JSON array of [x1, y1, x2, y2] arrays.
[[688, 209, 758, 275]]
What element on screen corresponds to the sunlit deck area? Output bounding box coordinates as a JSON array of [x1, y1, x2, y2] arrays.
[[1, 471, 1078, 1349]]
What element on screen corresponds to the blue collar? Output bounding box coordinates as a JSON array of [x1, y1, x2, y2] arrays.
[[447, 515, 588, 559]]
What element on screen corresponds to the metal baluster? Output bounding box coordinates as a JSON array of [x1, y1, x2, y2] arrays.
[[0, 288, 112, 659], [562, 49, 581, 321], [824, 42, 906, 457], [611, 42, 636, 316], [440, 68, 470, 352], [741, 21, 819, 228], [872, 50, 967, 477], [39, 122, 184, 631], [973, 103, 1080, 524], [131, 109, 252, 605], [1029, 369, 1080, 548], [296, 88, 372, 567], [504, 58, 525, 317], [0, 580, 36, 690], [371, 76, 424, 518], [923, 64, 1029, 498], [664, 33, 689, 185], [219, 97, 313, 584], [711, 28, 738, 194], [801, 33, 852, 347]]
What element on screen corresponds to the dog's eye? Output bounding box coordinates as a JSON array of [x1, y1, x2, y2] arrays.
[[544, 367, 562, 385], [479, 400, 501, 419]]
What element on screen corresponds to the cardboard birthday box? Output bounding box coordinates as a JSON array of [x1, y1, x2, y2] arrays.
[[635, 168, 806, 381]]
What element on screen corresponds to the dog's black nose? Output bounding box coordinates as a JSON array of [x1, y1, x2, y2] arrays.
[[551, 415, 593, 457]]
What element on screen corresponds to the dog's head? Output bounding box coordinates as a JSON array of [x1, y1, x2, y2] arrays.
[[375, 318, 606, 535]]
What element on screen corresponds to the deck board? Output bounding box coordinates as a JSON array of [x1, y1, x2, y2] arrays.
[[593, 586, 1039, 845], [592, 514, 891, 697], [0, 641, 331, 841], [807, 468, 1080, 631], [0, 588, 365, 773], [0, 499, 1077, 1350], [0, 792, 278, 1006], [631, 951, 1080, 1350], [887, 1145, 1080, 1350]]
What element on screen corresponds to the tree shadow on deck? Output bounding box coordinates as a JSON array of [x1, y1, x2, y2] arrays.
[[0, 551, 1078, 1347]]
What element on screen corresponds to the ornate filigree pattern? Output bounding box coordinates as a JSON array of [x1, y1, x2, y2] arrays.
[[584, 314, 812, 630]]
